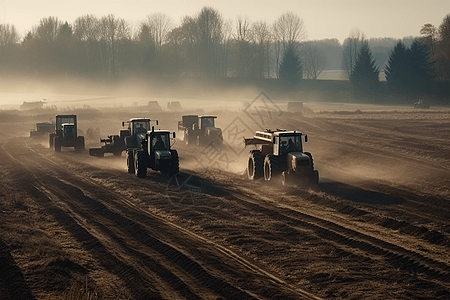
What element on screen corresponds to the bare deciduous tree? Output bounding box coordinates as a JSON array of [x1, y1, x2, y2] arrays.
[[73, 15, 101, 74], [272, 12, 307, 78], [34, 16, 62, 44], [196, 7, 224, 76], [97, 14, 131, 74], [302, 43, 326, 79], [342, 29, 365, 79], [0, 24, 20, 46], [145, 13, 173, 52], [420, 23, 438, 55], [0, 24, 20, 74], [251, 21, 272, 78], [233, 16, 251, 77]]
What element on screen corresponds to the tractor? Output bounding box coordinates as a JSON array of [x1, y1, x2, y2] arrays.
[[178, 115, 223, 146], [123, 118, 179, 178], [30, 122, 54, 139], [49, 115, 85, 152], [244, 129, 319, 186], [89, 129, 130, 157]]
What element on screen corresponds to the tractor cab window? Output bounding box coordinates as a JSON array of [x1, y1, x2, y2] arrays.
[[151, 134, 169, 151], [133, 121, 149, 134], [63, 125, 75, 139], [279, 135, 302, 154], [200, 117, 214, 129]]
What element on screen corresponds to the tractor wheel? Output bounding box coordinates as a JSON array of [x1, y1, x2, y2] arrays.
[[75, 136, 85, 151], [54, 137, 61, 152], [304, 151, 314, 170], [169, 150, 180, 175], [127, 151, 135, 173], [197, 135, 207, 146], [49, 133, 55, 148], [247, 151, 263, 180], [264, 154, 280, 181], [134, 151, 147, 178]]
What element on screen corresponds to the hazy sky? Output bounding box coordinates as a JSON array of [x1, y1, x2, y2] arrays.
[[1, 0, 449, 43]]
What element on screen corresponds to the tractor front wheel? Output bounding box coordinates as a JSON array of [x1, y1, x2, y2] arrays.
[[264, 154, 280, 181]]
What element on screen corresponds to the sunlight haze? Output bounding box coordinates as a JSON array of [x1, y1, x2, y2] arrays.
[[1, 0, 449, 43]]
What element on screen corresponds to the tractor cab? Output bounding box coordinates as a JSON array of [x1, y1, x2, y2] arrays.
[[149, 131, 171, 152], [199, 116, 216, 129], [277, 132, 303, 155], [132, 120, 150, 134], [122, 118, 152, 135], [148, 130, 174, 168], [123, 118, 157, 149]]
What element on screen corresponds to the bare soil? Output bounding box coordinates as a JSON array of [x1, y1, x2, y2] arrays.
[[1, 100, 450, 299]]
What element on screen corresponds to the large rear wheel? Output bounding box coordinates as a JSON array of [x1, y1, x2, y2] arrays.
[[49, 133, 56, 148], [127, 151, 135, 173], [54, 137, 61, 152], [169, 150, 180, 175], [247, 151, 263, 180], [264, 154, 280, 181], [135, 151, 147, 178]]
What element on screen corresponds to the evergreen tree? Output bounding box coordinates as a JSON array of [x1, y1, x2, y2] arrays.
[[385, 41, 410, 98], [350, 41, 380, 99], [279, 43, 302, 87], [385, 39, 435, 100], [409, 39, 435, 96]]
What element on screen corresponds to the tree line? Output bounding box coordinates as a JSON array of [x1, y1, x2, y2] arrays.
[[0, 8, 308, 78], [0, 7, 449, 95], [339, 14, 450, 102]]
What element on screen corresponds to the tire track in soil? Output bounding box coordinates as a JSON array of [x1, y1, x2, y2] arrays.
[[42, 142, 450, 297], [16, 133, 450, 297], [196, 174, 450, 289], [0, 238, 36, 300], [2, 143, 163, 299], [36, 180, 254, 300], [280, 115, 450, 241], [3, 139, 316, 299]]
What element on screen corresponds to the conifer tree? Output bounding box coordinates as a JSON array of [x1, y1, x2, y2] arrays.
[[385, 41, 410, 98], [409, 39, 435, 95], [385, 40, 435, 99], [279, 43, 302, 87], [350, 41, 379, 99]]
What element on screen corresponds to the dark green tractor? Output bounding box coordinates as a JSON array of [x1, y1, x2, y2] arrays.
[[124, 118, 179, 178]]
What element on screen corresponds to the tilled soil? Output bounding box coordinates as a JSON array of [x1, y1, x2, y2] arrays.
[[1, 104, 450, 299]]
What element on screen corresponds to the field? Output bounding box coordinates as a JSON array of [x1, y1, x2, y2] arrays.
[[1, 94, 450, 299]]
